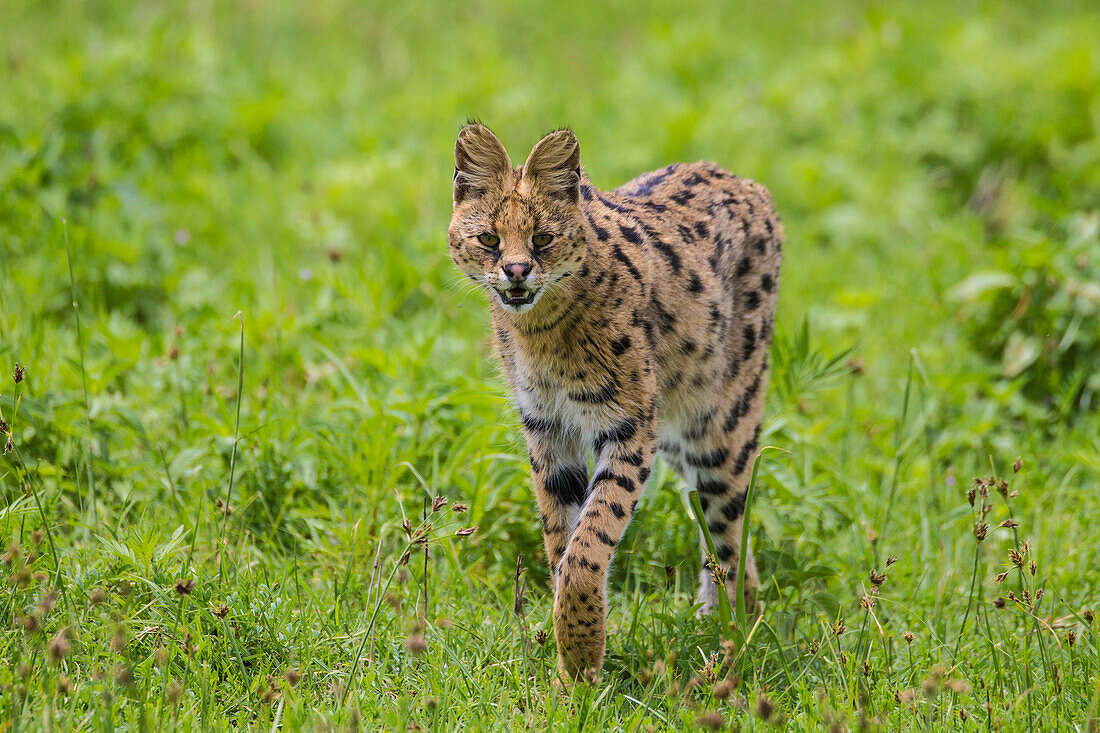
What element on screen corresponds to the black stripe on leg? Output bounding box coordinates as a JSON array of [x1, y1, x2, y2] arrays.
[[594, 418, 639, 454], [686, 447, 729, 469], [697, 479, 728, 496], [720, 492, 747, 522], [545, 465, 588, 505]]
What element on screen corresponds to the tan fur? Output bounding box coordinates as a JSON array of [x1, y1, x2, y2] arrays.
[[448, 123, 782, 680]]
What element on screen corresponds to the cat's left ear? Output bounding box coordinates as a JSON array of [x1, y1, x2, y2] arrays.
[[522, 128, 581, 203]]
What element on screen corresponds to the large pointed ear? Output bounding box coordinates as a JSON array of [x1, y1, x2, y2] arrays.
[[454, 123, 512, 205], [522, 129, 581, 203]]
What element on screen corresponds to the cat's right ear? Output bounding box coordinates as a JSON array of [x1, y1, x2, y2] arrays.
[[454, 123, 512, 205]]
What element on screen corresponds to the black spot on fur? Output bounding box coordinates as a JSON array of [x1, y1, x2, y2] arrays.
[[722, 372, 762, 432], [732, 425, 761, 475], [744, 290, 761, 311], [610, 335, 631, 356], [594, 418, 639, 453], [735, 256, 752, 278], [697, 479, 728, 496], [688, 272, 704, 293], [521, 410, 559, 434], [741, 324, 757, 362], [612, 244, 643, 281], [761, 273, 775, 292], [720, 492, 747, 522], [569, 382, 616, 404], [546, 465, 588, 505], [609, 502, 625, 519], [595, 530, 617, 547], [651, 297, 676, 334], [619, 223, 642, 244], [686, 448, 729, 469]]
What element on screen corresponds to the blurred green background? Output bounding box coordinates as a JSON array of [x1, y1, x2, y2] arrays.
[[1, 0, 1098, 729]]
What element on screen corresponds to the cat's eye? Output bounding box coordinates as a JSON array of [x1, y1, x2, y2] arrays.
[[477, 233, 500, 247], [532, 233, 553, 247]]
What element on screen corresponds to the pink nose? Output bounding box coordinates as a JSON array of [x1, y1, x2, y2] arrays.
[[503, 262, 532, 282]]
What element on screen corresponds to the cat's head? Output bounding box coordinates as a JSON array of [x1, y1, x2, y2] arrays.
[[448, 123, 587, 315]]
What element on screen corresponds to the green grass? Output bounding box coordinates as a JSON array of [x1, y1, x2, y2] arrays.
[[2, 0, 1099, 729]]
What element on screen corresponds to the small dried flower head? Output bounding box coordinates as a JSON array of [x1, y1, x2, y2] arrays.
[[1082, 608, 1094, 624], [998, 518, 1019, 529], [859, 593, 876, 611], [885, 555, 898, 568], [833, 619, 847, 637], [533, 629, 549, 645], [455, 526, 478, 537], [212, 604, 229, 618], [1066, 631, 1077, 646], [89, 587, 108, 605], [451, 503, 468, 513], [903, 631, 914, 644], [996, 479, 1009, 497], [713, 678, 735, 700], [20, 614, 41, 633], [847, 357, 865, 376], [0, 417, 8, 434], [10, 565, 32, 588], [1028, 561, 1036, 576], [755, 693, 774, 721], [115, 664, 135, 687], [946, 679, 970, 694], [405, 633, 427, 656], [966, 487, 976, 507], [284, 668, 302, 686], [167, 679, 183, 704], [709, 559, 729, 586], [58, 675, 71, 695], [37, 588, 58, 615], [4, 436, 12, 455], [869, 569, 887, 587], [431, 496, 448, 512], [31, 530, 43, 544], [695, 711, 725, 730], [994, 571, 1009, 583], [174, 579, 195, 595], [653, 660, 667, 676], [12, 363, 26, 384], [896, 688, 916, 704], [1012, 457, 1022, 473], [973, 522, 988, 542], [48, 633, 71, 664], [110, 627, 128, 653], [959, 708, 968, 722], [326, 247, 343, 263]]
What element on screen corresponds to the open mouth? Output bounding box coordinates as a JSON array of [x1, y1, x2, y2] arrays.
[[498, 286, 537, 307]]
